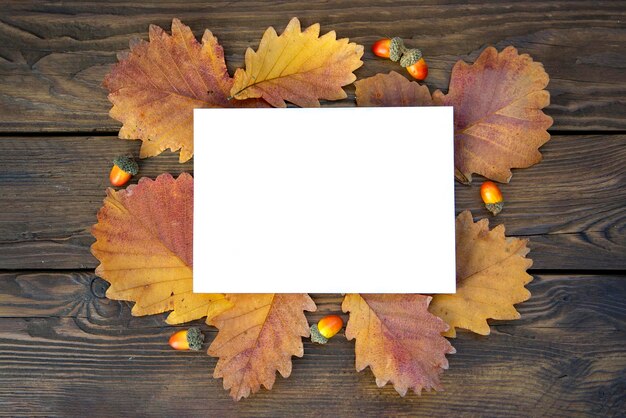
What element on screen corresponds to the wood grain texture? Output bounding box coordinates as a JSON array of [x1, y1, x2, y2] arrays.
[[0, 134, 623, 270], [0, 1, 625, 132], [0, 1, 625, 416], [0, 272, 624, 416]]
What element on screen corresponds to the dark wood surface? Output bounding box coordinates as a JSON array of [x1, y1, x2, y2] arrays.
[[0, 1, 624, 416]]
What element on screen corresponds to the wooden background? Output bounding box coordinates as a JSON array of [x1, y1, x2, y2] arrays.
[[0, 1, 625, 416]]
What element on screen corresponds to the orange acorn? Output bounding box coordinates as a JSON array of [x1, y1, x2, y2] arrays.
[[168, 327, 204, 351], [400, 49, 428, 81], [372, 37, 405, 62], [109, 155, 139, 187], [406, 57, 428, 80], [480, 181, 504, 215], [310, 314, 343, 344]]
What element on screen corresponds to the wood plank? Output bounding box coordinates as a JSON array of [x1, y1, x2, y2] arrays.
[[0, 134, 624, 270], [0, 1, 625, 131], [0, 272, 624, 416]]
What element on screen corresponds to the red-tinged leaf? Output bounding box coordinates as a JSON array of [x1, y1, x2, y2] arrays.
[[104, 19, 267, 163], [355, 71, 433, 106], [342, 293, 455, 396], [433, 46, 553, 183], [91, 173, 232, 324]]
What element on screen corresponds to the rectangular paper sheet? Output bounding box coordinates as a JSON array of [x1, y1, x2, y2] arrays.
[[194, 107, 455, 293]]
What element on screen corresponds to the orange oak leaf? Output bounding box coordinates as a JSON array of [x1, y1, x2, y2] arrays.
[[91, 173, 232, 325], [355, 71, 433, 107], [230, 17, 364, 107], [208, 294, 316, 400], [429, 211, 533, 337], [433, 46, 553, 183], [342, 294, 455, 396], [103, 19, 267, 163]]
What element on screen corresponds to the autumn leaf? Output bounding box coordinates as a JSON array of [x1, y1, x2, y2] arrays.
[[433, 46, 553, 183], [342, 294, 455, 396], [357, 48, 552, 183], [103, 19, 267, 163], [208, 294, 316, 400], [355, 71, 433, 107], [429, 211, 533, 338], [91, 173, 232, 324], [230, 17, 364, 107]]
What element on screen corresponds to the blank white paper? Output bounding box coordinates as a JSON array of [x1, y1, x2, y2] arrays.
[[193, 107, 455, 293]]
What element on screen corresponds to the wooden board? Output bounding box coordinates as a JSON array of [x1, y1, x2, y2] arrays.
[[0, 134, 624, 270], [1, 1, 625, 416], [0, 1, 625, 132], [0, 272, 624, 416]]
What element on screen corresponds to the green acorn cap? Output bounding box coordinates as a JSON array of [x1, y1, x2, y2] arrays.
[[399, 48, 423, 67], [389, 37, 406, 62], [113, 155, 139, 175], [186, 327, 205, 351]]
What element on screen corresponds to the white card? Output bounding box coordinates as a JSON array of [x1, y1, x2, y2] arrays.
[[193, 107, 455, 293]]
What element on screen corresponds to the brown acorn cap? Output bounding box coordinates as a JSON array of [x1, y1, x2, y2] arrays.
[[113, 155, 139, 175], [389, 37, 406, 62], [399, 48, 423, 67]]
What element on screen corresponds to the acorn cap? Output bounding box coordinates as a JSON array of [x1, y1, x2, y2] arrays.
[[186, 327, 205, 351], [485, 202, 504, 216], [113, 155, 139, 175], [399, 48, 423, 67], [389, 37, 406, 62]]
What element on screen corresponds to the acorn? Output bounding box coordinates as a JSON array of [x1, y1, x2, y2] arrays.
[[109, 155, 139, 187], [480, 181, 504, 216], [169, 327, 204, 351], [310, 315, 343, 344], [168, 327, 205, 351]]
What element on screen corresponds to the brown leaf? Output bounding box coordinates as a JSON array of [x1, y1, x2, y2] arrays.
[[230, 17, 364, 107], [103, 19, 267, 163], [429, 211, 533, 337], [208, 294, 316, 400], [433, 46, 553, 183], [91, 173, 232, 324], [355, 71, 433, 106], [342, 294, 455, 396]]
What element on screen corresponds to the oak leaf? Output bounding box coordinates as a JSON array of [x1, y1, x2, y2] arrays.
[[230, 17, 364, 107], [433, 46, 553, 183], [342, 294, 455, 396], [103, 19, 267, 163], [357, 48, 552, 184], [355, 71, 433, 107], [208, 294, 316, 400], [91, 173, 232, 324], [429, 211, 533, 337]]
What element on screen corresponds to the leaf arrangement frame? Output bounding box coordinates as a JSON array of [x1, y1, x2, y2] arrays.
[[93, 18, 551, 400]]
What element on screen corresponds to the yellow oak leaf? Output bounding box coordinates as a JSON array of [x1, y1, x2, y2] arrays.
[[355, 71, 433, 106], [103, 19, 267, 163], [91, 173, 232, 324], [429, 211, 533, 337], [342, 294, 455, 396], [208, 294, 316, 400], [433, 46, 554, 183], [230, 17, 364, 107]]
